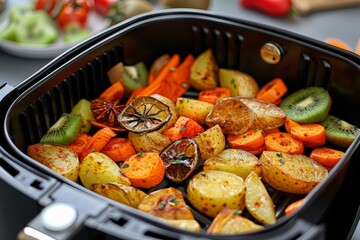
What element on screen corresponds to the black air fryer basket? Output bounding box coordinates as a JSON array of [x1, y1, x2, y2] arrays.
[[1, 9, 360, 240]]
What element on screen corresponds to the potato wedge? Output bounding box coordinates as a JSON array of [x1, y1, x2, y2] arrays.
[[138, 187, 195, 220], [219, 68, 259, 97], [187, 170, 246, 218], [79, 152, 131, 189], [237, 97, 286, 130], [260, 151, 328, 194], [162, 219, 201, 232], [207, 207, 264, 234], [245, 171, 276, 225], [128, 131, 171, 153], [175, 97, 213, 125], [190, 48, 219, 90], [194, 124, 226, 161], [205, 97, 256, 135], [27, 143, 79, 182], [90, 182, 147, 208], [203, 148, 262, 179]]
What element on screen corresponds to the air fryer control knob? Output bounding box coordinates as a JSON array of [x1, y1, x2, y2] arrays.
[[40, 203, 77, 231], [260, 42, 282, 64]]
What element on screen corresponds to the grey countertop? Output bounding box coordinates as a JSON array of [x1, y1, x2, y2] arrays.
[[0, 0, 360, 87]]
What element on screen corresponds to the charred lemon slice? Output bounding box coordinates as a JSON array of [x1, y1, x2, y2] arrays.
[[118, 96, 172, 133], [160, 138, 200, 183]]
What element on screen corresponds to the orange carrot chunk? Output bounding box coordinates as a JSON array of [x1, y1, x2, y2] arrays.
[[163, 127, 182, 142], [290, 123, 326, 148], [284, 117, 300, 133], [310, 147, 345, 168], [67, 133, 92, 157], [256, 78, 288, 104], [80, 127, 117, 162], [101, 137, 137, 162], [227, 129, 265, 151], [198, 87, 232, 104], [325, 38, 352, 51], [285, 198, 305, 216], [264, 132, 304, 154], [120, 152, 165, 189], [99, 81, 125, 104]]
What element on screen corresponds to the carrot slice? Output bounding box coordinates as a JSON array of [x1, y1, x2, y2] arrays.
[[227, 129, 265, 151], [163, 116, 204, 142], [198, 87, 231, 104], [285, 198, 305, 216], [67, 133, 91, 157], [264, 132, 304, 154], [99, 81, 124, 104], [101, 137, 137, 162], [284, 117, 300, 133], [80, 127, 117, 161], [247, 144, 266, 156], [310, 147, 345, 168], [256, 78, 288, 104], [262, 127, 280, 137], [325, 38, 352, 51], [290, 123, 326, 148], [126, 86, 146, 105], [120, 152, 165, 188], [162, 127, 182, 142], [131, 54, 181, 99]]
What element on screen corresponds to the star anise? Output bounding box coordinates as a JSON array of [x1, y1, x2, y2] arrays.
[[91, 98, 126, 128]]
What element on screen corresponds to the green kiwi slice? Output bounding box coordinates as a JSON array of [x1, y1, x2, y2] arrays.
[[71, 99, 95, 133], [279, 86, 331, 124], [40, 113, 82, 145], [320, 115, 360, 148]]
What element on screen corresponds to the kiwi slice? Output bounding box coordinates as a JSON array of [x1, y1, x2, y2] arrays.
[[320, 115, 360, 148], [71, 99, 95, 133], [40, 113, 82, 145], [122, 61, 148, 96], [279, 86, 331, 124]]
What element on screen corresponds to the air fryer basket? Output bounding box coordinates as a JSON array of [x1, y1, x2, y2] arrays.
[[1, 9, 360, 240]]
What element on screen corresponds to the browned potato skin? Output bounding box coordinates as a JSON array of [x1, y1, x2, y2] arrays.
[[190, 48, 219, 91], [237, 97, 287, 130], [187, 170, 246, 218], [245, 171, 276, 225], [138, 187, 195, 220], [204, 148, 262, 179], [260, 151, 328, 194], [205, 97, 257, 135], [128, 131, 171, 153], [194, 124, 226, 161], [162, 219, 201, 232], [90, 182, 147, 208], [175, 97, 214, 125], [207, 207, 264, 234]]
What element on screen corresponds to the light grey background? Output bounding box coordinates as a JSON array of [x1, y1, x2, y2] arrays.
[[0, 0, 359, 86]]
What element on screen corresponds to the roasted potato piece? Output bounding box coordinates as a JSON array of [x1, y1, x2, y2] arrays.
[[190, 48, 219, 90], [205, 97, 257, 135], [245, 171, 276, 225], [237, 97, 286, 130], [175, 97, 214, 125], [27, 143, 79, 182], [79, 152, 131, 189], [187, 170, 246, 217], [128, 131, 171, 153], [207, 207, 264, 234], [151, 94, 180, 133], [162, 219, 201, 232], [138, 187, 195, 220], [90, 182, 147, 208], [194, 124, 226, 161], [203, 148, 262, 179], [260, 151, 328, 194], [219, 68, 259, 97]]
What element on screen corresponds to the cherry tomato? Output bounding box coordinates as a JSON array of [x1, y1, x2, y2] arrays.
[[93, 0, 117, 16], [34, 0, 58, 14], [240, 0, 292, 17], [56, 0, 92, 30]]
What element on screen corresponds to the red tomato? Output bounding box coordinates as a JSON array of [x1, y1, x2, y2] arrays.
[[34, 0, 57, 14], [56, 0, 92, 30], [93, 0, 117, 16], [240, 0, 292, 17]]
